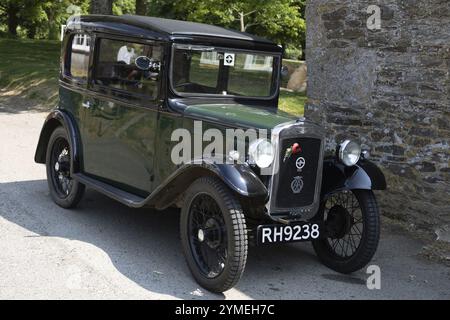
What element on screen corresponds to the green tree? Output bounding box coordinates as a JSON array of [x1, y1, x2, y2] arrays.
[[135, 0, 148, 15], [147, 0, 178, 18], [0, 0, 26, 36], [0, 0, 306, 56], [151, 0, 306, 58], [113, 0, 135, 15], [42, 0, 72, 40], [0, 0, 90, 39], [90, 0, 113, 14]]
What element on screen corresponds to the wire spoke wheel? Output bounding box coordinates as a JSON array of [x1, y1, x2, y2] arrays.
[[180, 177, 248, 293], [50, 137, 73, 198], [188, 194, 228, 279], [323, 191, 363, 259], [312, 189, 380, 274]]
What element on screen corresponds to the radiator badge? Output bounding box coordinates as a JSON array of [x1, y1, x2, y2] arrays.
[[283, 143, 302, 162], [296, 157, 306, 170], [291, 176, 304, 194]]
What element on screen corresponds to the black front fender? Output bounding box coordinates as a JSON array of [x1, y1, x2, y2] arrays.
[[321, 159, 387, 197], [213, 163, 268, 198], [150, 161, 268, 210], [34, 109, 82, 173]]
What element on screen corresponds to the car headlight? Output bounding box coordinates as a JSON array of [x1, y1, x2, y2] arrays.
[[249, 139, 274, 168], [338, 140, 361, 166]]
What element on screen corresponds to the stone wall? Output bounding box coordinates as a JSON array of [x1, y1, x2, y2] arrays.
[[305, 0, 450, 235]]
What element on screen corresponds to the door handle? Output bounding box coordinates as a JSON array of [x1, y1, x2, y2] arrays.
[[82, 100, 92, 109]]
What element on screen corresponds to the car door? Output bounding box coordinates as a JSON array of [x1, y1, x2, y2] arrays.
[[82, 36, 163, 196]]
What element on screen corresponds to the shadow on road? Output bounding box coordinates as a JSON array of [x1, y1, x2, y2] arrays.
[[0, 179, 339, 299], [0, 90, 56, 114]]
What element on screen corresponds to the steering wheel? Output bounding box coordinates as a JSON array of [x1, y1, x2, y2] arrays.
[[118, 78, 143, 89]]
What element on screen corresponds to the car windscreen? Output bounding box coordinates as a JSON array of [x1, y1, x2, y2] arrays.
[[171, 45, 279, 98]]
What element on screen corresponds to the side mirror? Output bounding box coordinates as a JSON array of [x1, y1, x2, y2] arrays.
[[281, 65, 289, 78]]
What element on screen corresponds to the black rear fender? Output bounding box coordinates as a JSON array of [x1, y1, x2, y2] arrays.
[[34, 110, 82, 173]]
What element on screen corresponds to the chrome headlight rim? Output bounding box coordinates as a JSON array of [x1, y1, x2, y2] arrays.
[[338, 139, 361, 167], [248, 138, 275, 169]]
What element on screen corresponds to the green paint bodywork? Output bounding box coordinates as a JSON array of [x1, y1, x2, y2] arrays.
[[183, 103, 298, 130], [59, 82, 301, 197], [82, 99, 159, 197]]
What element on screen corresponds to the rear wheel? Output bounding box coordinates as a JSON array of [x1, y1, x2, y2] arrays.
[[46, 127, 85, 209], [312, 190, 380, 274], [180, 177, 248, 293]]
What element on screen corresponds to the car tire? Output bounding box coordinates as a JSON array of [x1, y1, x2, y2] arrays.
[[312, 189, 380, 274], [180, 177, 248, 293], [46, 126, 85, 209]]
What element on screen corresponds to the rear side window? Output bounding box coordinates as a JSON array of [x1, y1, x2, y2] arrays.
[[94, 38, 162, 100], [68, 34, 91, 81]]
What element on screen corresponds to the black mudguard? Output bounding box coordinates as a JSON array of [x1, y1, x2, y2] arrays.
[[150, 161, 268, 210], [321, 159, 387, 197], [34, 109, 82, 173], [213, 163, 268, 198]]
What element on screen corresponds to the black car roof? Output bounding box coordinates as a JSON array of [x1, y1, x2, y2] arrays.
[[72, 15, 281, 51]]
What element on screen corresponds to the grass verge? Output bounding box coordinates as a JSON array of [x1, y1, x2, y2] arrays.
[[0, 38, 60, 106]]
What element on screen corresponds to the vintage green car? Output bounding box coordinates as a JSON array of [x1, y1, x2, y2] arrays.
[[35, 15, 386, 293]]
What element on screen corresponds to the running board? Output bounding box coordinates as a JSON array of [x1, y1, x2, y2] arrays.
[[73, 173, 146, 208]]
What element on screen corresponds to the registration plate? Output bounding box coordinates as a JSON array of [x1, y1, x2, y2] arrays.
[[257, 223, 321, 245]]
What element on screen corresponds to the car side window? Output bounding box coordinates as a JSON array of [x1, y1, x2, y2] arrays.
[[94, 38, 162, 100], [68, 34, 91, 82]]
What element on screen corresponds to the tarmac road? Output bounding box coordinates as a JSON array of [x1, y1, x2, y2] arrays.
[[0, 111, 449, 299]]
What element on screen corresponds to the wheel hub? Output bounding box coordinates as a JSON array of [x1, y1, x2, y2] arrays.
[[188, 193, 228, 279], [326, 205, 354, 239], [203, 218, 222, 249], [55, 149, 70, 175], [51, 140, 73, 197], [197, 229, 205, 242]]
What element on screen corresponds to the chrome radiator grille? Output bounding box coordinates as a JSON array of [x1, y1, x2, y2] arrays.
[[274, 137, 321, 208], [267, 120, 325, 221]]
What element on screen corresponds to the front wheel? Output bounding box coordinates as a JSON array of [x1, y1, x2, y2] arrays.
[[312, 189, 380, 274], [180, 177, 248, 293]]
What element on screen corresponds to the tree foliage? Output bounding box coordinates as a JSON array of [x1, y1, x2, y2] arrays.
[[0, 0, 91, 39], [90, 0, 113, 14], [150, 0, 306, 57], [0, 0, 306, 58], [0, 0, 28, 36]]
